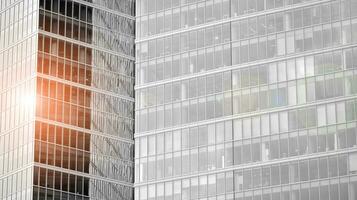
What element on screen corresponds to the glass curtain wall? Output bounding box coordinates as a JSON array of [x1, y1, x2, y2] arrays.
[[135, 0, 357, 199], [0, 0, 38, 199], [34, 0, 135, 199], [1, 0, 135, 199]]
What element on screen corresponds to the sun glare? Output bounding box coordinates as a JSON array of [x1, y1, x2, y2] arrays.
[[20, 93, 36, 107]]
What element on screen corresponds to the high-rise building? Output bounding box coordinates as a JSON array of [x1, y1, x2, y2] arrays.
[[0, 0, 135, 199], [135, 0, 357, 199]]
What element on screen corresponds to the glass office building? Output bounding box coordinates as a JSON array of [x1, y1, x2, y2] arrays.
[[0, 0, 135, 199], [0, 0, 38, 199], [135, 0, 357, 199]]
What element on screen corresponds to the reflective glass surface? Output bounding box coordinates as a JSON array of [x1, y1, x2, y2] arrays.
[[0, 0, 38, 199], [135, 0, 357, 199], [0, 0, 135, 199]]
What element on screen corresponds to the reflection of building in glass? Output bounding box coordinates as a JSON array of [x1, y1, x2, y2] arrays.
[[0, 0, 135, 199], [135, 0, 357, 199]]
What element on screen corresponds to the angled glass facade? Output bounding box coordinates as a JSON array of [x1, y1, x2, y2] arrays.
[[0, 0, 38, 199], [135, 0, 357, 199], [0, 0, 135, 199]]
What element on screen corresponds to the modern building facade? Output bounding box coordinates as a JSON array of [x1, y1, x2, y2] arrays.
[[135, 0, 357, 199], [0, 0, 135, 199]]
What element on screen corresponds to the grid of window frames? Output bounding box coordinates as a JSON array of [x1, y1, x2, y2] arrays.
[[135, 98, 357, 181], [135, 152, 357, 200], [135, 0, 357, 199], [136, 0, 357, 85], [38, 3, 135, 57], [33, 166, 90, 199], [37, 35, 135, 98], [33, 0, 135, 199], [0, 0, 38, 199], [81, 0, 135, 16], [136, 46, 357, 132], [136, 0, 332, 38]]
